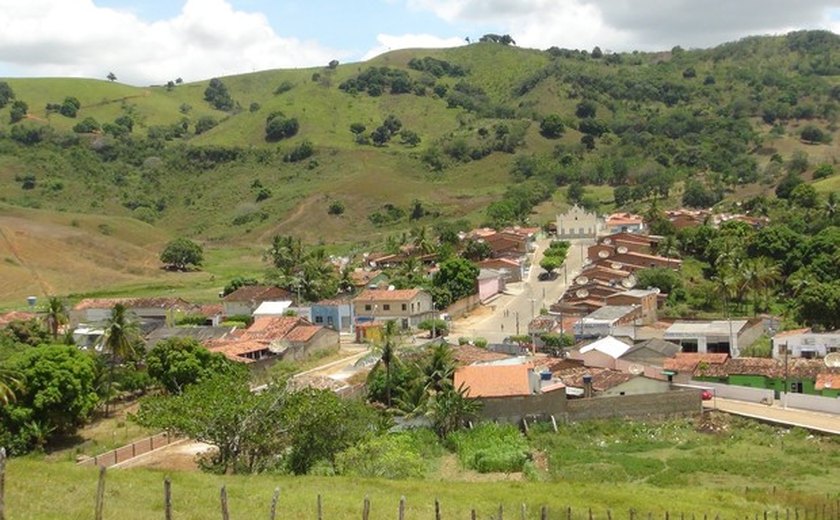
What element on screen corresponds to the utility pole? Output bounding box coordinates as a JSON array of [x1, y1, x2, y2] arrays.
[[783, 342, 789, 409], [515, 312, 520, 335]]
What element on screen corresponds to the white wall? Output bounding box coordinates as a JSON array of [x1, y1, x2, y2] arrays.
[[686, 380, 774, 403], [780, 393, 840, 414]]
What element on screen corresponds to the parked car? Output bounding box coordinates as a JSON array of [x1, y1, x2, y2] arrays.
[[701, 389, 713, 401]]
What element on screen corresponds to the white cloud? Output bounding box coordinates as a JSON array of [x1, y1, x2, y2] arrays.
[[362, 33, 467, 61], [0, 0, 344, 85], [407, 0, 840, 51]]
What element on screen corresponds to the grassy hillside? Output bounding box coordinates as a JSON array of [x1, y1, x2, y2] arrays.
[[0, 32, 838, 304]]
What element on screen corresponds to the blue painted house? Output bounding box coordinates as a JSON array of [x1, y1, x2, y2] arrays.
[[310, 298, 355, 333]]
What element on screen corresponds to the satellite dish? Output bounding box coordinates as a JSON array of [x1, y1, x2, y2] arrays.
[[626, 274, 638, 286], [603, 238, 612, 245], [576, 276, 589, 285], [576, 289, 590, 298], [621, 278, 635, 289], [611, 262, 623, 270], [628, 364, 644, 375], [651, 287, 661, 294], [617, 246, 628, 254], [598, 250, 610, 258], [583, 258, 592, 266], [825, 353, 840, 368]]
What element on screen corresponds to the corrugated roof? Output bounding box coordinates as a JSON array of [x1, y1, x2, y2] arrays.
[[222, 285, 293, 303], [74, 297, 191, 311], [553, 366, 634, 391], [452, 344, 512, 365], [454, 364, 532, 398]]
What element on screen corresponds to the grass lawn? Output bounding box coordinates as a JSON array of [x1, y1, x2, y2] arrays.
[[5, 413, 839, 519]]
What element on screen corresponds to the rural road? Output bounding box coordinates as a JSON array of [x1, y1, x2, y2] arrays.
[[706, 397, 840, 435], [450, 238, 591, 344]]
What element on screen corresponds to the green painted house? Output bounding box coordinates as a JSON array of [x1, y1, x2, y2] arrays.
[[693, 357, 840, 398]]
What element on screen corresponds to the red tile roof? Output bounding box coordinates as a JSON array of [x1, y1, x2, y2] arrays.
[[0, 311, 38, 327], [552, 366, 634, 391], [663, 353, 729, 373], [816, 373, 840, 391], [354, 289, 424, 302], [452, 345, 511, 365], [284, 325, 320, 342], [455, 364, 532, 398], [247, 316, 306, 339]]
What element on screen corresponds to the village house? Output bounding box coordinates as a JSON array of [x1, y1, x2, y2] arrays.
[[664, 319, 764, 357], [662, 352, 729, 384], [349, 268, 389, 290], [605, 289, 659, 325], [556, 205, 600, 239], [310, 297, 355, 333], [352, 288, 436, 329], [771, 328, 840, 359], [568, 335, 633, 370], [604, 213, 646, 234], [454, 363, 566, 423], [614, 338, 682, 380], [554, 366, 672, 398], [599, 232, 661, 254], [477, 257, 524, 283], [222, 285, 295, 317], [207, 315, 338, 365], [691, 357, 840, 398], [477, 268, 506, 303], [573, 305, 642, 339], [71, 297, 193, 324]]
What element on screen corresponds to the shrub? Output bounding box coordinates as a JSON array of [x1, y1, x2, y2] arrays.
[[540, 114, 565, 138], [73, 117, 100, 133], [265, 112, 299, 141], [473, 337, 488, 348], [813, 163, 834, 179], [274, 81, 294, 95], [283, 139, 314, 162], [9, 100, 27, 123], [447, 423, 529, 473], [194, 116, 218, 135], [204, 78, 234, 111], [328, 200, 345, 215], [335, 432, 431, 479]]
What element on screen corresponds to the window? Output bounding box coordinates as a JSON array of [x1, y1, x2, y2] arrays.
[[790, 381, 803, 394], [383, 304, 390, 311], [327, 316, 333, 325], [364, 304, 371, 311], [801, 350, 816, 359], [402, 304, 407, 311], [828, 347, 840, 354], [314, 316, 323, 324]]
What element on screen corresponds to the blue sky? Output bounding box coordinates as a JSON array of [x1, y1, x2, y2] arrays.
[[0, 0, 838, 85]]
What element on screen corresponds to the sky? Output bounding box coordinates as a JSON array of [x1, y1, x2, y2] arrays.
[[0, 0, 838, 85]]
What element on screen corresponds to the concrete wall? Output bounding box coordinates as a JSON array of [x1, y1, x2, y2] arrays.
[[568, 349, 617, 369], [478, 389, 567, 423], [564, 389, 701, 422], [478, 276, 502, 303], [223, 301, 254, 317], [601, 377, 672, 396], [737, 320, 766, 357], [446, 293, 481, 320], [687, 380, 774, 403], [780, 392, 840, 414]]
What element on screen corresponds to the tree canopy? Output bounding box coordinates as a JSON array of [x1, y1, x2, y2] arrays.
[[160, 237, 204, 270]]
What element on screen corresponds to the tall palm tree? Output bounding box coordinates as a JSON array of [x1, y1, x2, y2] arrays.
[[377, 320, 399, 408], [102, 303, 139, 415], [410, 226, 436, 255], [44, 296, 68, 341], [738, 257, 781, 316]]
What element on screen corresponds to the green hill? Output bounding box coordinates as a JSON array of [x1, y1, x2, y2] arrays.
[[0, 31, 839, 304]]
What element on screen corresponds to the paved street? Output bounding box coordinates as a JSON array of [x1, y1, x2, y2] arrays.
[[705, 397, 840, 435], [450, 238, 592, 343]]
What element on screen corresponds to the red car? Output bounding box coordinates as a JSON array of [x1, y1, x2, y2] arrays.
[[701, 390, 713, 401]]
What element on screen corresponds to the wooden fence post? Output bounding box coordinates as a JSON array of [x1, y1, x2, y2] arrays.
[[164, 477, 172, 520], [521, 504, 527, 520], [317, 494, 323, 520], [498, 504, 504, 520], [220, 485, 230, 520], [435, 498, 441, 520], [363, 496, 370, 520], [94, 466, 107, 520], [541, 505, 549, 520], [568, 506, 572, 520], [269, 487, 280, 520], [471, 509, 477, 520], [398, 496, 405, 520], [0, 447, 6, 520]]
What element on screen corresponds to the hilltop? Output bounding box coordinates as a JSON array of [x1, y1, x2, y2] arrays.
[[0, 31, 839, 304]]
